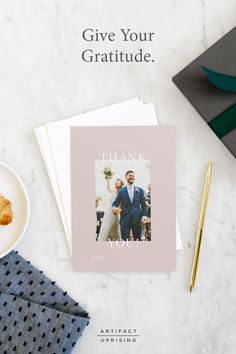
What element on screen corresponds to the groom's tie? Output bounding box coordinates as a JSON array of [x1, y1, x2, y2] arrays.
[[127, 186, 134, 203]]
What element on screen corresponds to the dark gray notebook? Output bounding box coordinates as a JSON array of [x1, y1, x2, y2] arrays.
[[172, 26, 236, 158]]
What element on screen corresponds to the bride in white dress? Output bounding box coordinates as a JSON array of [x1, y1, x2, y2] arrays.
[[97, 178, 124, 241]]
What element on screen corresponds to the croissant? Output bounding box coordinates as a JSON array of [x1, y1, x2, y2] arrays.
[[0, 195, 13, 225]]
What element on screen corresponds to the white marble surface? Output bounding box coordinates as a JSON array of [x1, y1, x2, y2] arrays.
[[0, 1, 236, 353]]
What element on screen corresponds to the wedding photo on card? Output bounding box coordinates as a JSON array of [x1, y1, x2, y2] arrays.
[[71, 126, 176, 271], [96, 158, 151, 242]]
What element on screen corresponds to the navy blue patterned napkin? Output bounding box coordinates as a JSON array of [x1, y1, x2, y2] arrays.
[[0, 251, 89, 353]]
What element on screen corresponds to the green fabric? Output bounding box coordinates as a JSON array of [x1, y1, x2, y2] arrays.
[[201, 65, 236, 137], [208, 104, 236, 138], [202, 66, 236, 93]]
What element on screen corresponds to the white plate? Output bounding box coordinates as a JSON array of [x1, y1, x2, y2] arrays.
[[0, 161, 30, 258]]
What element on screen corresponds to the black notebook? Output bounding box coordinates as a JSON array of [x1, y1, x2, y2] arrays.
[[173, 26, 236, 158]]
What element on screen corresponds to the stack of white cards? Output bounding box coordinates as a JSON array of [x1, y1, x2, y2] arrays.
[[35, 98, 182, 254]]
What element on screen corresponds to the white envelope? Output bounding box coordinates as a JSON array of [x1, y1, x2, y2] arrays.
[[35, 98, 182, 253]]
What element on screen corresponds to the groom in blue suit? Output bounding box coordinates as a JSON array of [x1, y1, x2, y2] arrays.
[[112, 170, 147, 241]]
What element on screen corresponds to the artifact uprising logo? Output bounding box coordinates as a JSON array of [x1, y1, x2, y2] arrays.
[[97, 328, 139, 343]]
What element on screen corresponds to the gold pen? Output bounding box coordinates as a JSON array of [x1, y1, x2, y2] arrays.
[[189, 161, 212, 292]]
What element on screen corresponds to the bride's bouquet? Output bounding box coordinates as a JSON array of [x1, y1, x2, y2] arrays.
[[103, 167, 114, 180]]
